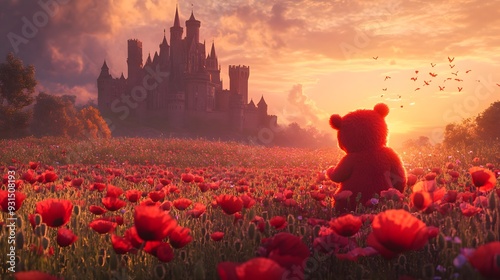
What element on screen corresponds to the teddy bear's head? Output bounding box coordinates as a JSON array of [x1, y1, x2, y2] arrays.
[[329, 103, 389, 153]]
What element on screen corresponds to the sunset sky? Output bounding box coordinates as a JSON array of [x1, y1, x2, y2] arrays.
[[1, 0, 500, 146]]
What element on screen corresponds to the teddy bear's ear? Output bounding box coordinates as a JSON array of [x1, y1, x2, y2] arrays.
[[329, 114, 342, 130], [374, 103, 389, 118]]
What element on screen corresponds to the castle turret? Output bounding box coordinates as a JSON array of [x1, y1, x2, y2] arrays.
[[127, 39, 143, 85], [159, 32, 169, 69], [257, 95, 268, 115], [170, 6, 183, 43], [206, 42, 221, 84], [229, 65, 250, 105], [186, 11, 201, 45], [97, 60, 113, 112]]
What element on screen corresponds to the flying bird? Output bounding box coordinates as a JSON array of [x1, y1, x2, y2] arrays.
[[384, 76, 391, 81], [382, 88, 387, 91], [496, 83, 500, 87], [458, 87, 463, 92], [415, 70, 419, 74], [439, 86, 445, 91], [373, 56, 378, 60], [423, 80, 430, 86], [431, 63, 436, 67], [449, 64, 455, 68], [415, 88, 421, 91], [466, 70, 472, 73], [455, 78, 463, 82], [429, 72, 438, 77], [448, 56, 455, 63], [451, 71, 458, 76], [411, 76, 418, 81]]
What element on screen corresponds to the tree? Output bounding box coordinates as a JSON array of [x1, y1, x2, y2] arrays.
[[31, 93, 82, 138], [0, 53, 37, 138], [443, 118, 477, 148], [476, 101, 500, 141], [79, 106, 111, 139]]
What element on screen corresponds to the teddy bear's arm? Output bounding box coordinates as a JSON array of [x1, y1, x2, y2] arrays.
[[388, 150, 407, 192], [326, 155, 353, 183]]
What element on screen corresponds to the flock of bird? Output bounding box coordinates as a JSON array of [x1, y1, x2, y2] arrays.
[[373, 56, 500, 108]]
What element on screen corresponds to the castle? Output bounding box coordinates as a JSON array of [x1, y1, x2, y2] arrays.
[[97, 7, 276, 136]]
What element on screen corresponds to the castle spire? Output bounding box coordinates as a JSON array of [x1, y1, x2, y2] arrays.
[[257, 95, 267, 107], [173, 6, 181, 27], [210, 41, 217, 58], [101, 60, 109, 70]]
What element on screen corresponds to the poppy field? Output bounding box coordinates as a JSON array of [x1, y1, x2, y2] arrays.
[[1, 137, 500, 280]]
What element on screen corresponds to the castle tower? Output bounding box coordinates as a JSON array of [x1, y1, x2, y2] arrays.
[[186, 11, 201, 45], [159, 32, 170, 70], [170, 6, 184, 80], [229, 65, 250, 105], [206, 41, 221, 85], [127, 39, 143, 85], [257, 95, 268, 115], [97, 60, 112, 113], [170, 6, 183, 43]]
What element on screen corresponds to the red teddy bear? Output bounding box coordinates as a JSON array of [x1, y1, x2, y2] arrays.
[[327, 103, 406, 213]]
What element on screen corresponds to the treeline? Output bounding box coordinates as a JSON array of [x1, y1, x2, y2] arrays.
[[0, 53, 110, 139], [402, 101, 500, 151], [443, 101, 500, 148]]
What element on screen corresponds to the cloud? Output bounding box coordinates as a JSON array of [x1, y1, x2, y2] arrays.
[[284, 84, 329, 127]]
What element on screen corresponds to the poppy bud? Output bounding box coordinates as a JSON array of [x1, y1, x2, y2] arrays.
[[16, 232, 24, 250], [40, 223, 47, 237], [97, 255, 106, 267], [74, 205, 81, 216], [234, 239, 242, 252], [35, 214, 42, 226], [41, 236, 50, 250], [154, 264, 166, 279], [488, 191, 497, 211]]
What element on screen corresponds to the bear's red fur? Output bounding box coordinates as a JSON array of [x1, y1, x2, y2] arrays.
[[327, 103, 406, 213]]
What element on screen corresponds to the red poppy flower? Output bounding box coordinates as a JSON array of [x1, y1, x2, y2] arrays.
[[133, 205, 177, 241], [124, 226, 144, 249], [181, 173, 194, 183], [259, 232, 310, 270], [468, 241, 500, 279], [35, 199, 73, 227], [89, 205, 107, 215], [111, 234, 134, 254], [169, 226, 193, 248], [125, 189, 142, 203], [186, 203, 206, 218], [71, 178, 84, 188], [29, 161, 39, 169], [57, 227, 78, 247], [90, 182, 106, 192], [14, 271, 61, 280], [44, 171, 58, 183], [21, 170, 37, 184], [173, 198, 192, 211], [469, 167, 497, 192], [211, 232, 225, 241], [216, 194, 243, 215], [240, 194, 256, 209], [329, 214, 363, 237], [101, 197, 127, 211], [149, 190, 165, 202], [410, 191, 433, 211], [460, 202, 482, 217], [269, 216, 287, 230], [144, 241, 175, 263], [89, 219, 117, 234], [105, 184, 124, 198], [0, 190, 26, 212], [217, 257, 286, 280], [366, 209, 437, 259], [443, 190, 458, 203], [335, 246, 378, 261]]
